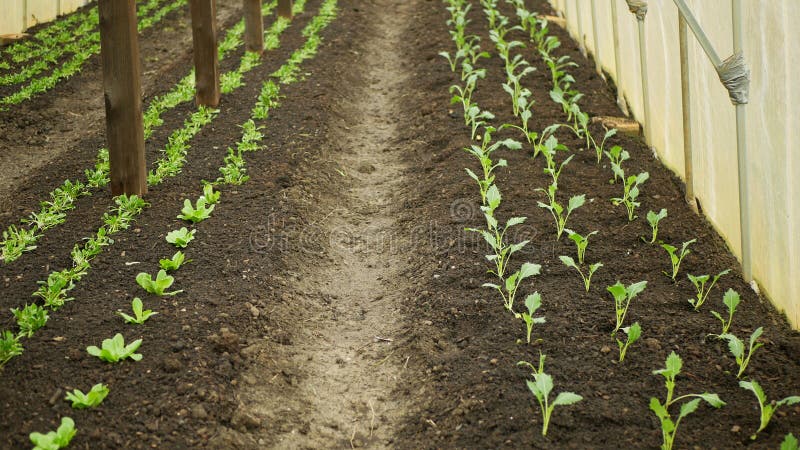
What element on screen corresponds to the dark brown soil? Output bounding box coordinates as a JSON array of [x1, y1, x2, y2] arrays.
[[0, 0, 798, 449]]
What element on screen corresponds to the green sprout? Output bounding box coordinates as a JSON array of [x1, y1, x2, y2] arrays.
[[65, 383, 109, 409], [86, 333, 142, 363], [645, 208, 667, 243], [11, 303, 49, 338], [687, 269, 730, 310], [166, 227, 196, 248], [616, 322, 641, 362], [661, 239, 696, 281], [118, 298, 158, 325], [29, 417, 77, 450], [710, 288, 741, 335], [611, 171, 649, 221], [566, 229, 597, 264], [719, 327, 764, 378], [559, 256, 602, 292], [739, 379, 800, 440], [518, 354, 583, 436], [516, 292, 545, 343], [607, 281, 647, 335], [136, 270, 183, 296]]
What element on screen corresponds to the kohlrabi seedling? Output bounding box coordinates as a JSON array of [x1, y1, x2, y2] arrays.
[[611, 171, 649, 221], [65, 383, 109, 409], [604, 145, 629, 183], [86, 333, 142, 363], [710, 288, 741, 335], [515, 292, 545, 343], [166, 227, 196, 248], [118, 298, 158, 324], [645, 208, 667, 244], [518, 354, 583, 436], [484, 262, 541, 312], [720, 327, 764, 378], [616, 322, 641, 362], [178, 197, 215, 223], [559, 255, 601, 292], [29, 416, 76, 450], [607, 280, 647, 335], [739, 379, 800, 440], [650, 352, 725, 450], [159, 250, 190, 272], [565, 229, 597, 264], [537, 184, 585, 240], [662, 239, 696, 281], [687, 269, 730, 310], [136, 270, 182, 296], [11, 303, 49, 338]]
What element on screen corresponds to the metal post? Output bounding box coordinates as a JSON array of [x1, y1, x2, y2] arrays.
[[678, 15, 695, 207], [732, 0, 751, 280], [672, 0, 722, 67], [610, 0, 629, 115], [590, 0, 603, 78], [637, 16, 650, 143]]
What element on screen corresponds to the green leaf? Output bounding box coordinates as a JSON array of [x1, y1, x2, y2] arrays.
[[525, 293, 542, 315], [781, 434, 799, 450], [65, 383, 109, 409], [559, 255, 577, 269], [553, 391, 583, 406], [86, 333, 142, 363], [678, 398, 702, 419], [697, 393, 725, 408], [518, 262, 541, 281], [665, 351, 683, 376], [721, 333, 744, 358], [567, 194, 585, 212], [29, 417, 76, 450]]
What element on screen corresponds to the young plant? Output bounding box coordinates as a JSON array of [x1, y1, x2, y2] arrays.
[[518, 354, 583, 436], [566, 229, 597, 264], [739, 379, 800, 440], [33, 270, 75, 310], [201, 184, 221, 205], [611, 171, 649, 221], [605, 145, 630, 184], [11, 303, 49, 338], [590, 127, 618, 164], [159, 251, 190, 272], [86, 333, 143, 363], [118, 298, 158, 325], [616, 322, 641, 362], [178, 197, 215, 223], [650, 352, 725, 450], [783, 434, 799, 450], [719, 327, 764, 378], [0, 330, 23, 366], [559, 256, 602, 292], [645, 208, 667, 243], [710, 288, 741, 335], [661, 239, 696, 281], [687, 269, 730, 310], [516, 292, 545, 343], [65, 383, 109, 409], [166, 227, 196, 248], [607, 280, 647, 335], [29, 417, 77, 450], [484, 262, 541, 312], [537, 185, 585, 240], [136, 270, 183, 296]]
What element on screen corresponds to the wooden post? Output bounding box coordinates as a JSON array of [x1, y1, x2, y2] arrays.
[[277, 0, 293, 19], [243, 0, 264, 53], [98, 0, 147, 196], [189, 0, 220, 107]]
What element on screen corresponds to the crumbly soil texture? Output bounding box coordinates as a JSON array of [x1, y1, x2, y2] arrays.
[[1, 0, 799, 449]]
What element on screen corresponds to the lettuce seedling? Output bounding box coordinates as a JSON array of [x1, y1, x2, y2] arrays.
[[537, 185, 585, 240], [687, 269, 730, 310], [159, 251, 190, 272], [29, 417, 76, 450], [645, 209, 667, 243], [559, 256, 601, 292], [650, 352, 725, 450], [616, 322, 641, 362], [136, 270, 183, 296], [516, 292, 545, 343], [11, 303, 49, 338], [739, 379, 800, 440], [611, 171, 649, 221], [166, 227, 196, 248], [783, 434, 799, 450], [201, 184, 221, 205], [86, 333, 142, 363], [65, 383, 109, 409], [607, 281, 647, 335], [0, 330, 23, 366], [566, 229, 597, 264], [118, 298, 157, 324], [661, 239, 696, 281], [518, 354, 583, 436], [720, 327, 764, 378], [178, 197, 215, 223], [710, 289, 741, 335]]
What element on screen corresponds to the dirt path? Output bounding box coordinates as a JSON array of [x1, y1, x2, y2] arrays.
[[215, 1, 414, 448]]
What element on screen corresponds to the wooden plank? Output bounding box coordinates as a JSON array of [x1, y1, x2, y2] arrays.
[[243, 0, 263, 53], [98, 0, 147, 196], [189, 0, 221, 107], [277, 0, 293, 19]]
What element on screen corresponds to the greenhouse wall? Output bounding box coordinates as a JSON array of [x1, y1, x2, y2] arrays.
[[549, 0, 800, 328], [0, 0, 92, 35]]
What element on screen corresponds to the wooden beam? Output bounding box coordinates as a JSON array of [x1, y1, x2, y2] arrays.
[[277, 0, 293, 19], [98, 0, 147, 196], [243, 0, 264, 53], [189, 0, 220, 107]]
